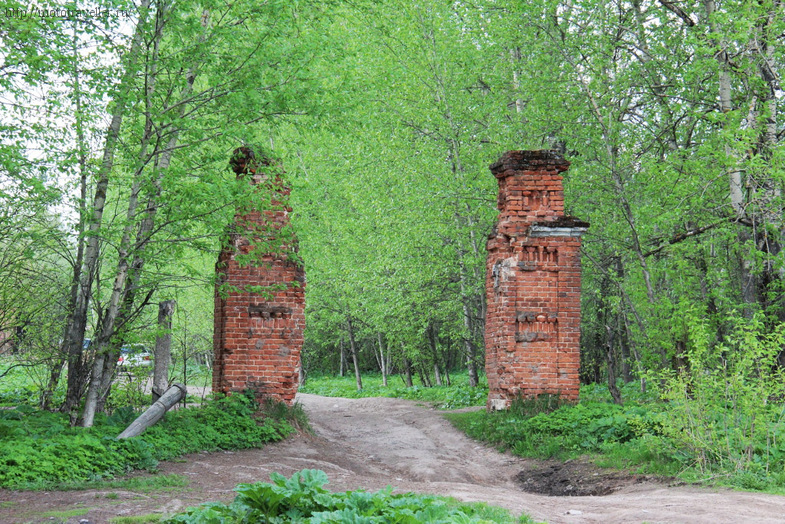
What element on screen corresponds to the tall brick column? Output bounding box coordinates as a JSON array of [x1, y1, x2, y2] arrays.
[[485, 150, 588, 410], [213, 148, 305, 405]]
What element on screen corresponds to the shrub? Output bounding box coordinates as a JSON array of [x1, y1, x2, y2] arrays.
[[656, 311, 785, 475], [164, 469, 528, 523], [447, 397, 666, 462]]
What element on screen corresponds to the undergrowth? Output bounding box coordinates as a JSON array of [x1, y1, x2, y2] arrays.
[[0, 391, 294, 489], [164, 469, 535, 523], [447, 378, 785, 493]]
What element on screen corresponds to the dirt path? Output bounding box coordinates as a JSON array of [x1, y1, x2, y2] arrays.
[[3, 393, 785, 523]]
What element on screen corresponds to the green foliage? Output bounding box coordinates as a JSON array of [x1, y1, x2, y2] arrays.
[[0, 394, 293, 489], [164, 469, 529, 523], [449, 399, 663, 461], [656, 312, 785, 476], [0, 359, 63, 407], [106, 369, 152, 412], [300, 373, 488, 409], [131, 393, 293, 463], [260, 397, 312, 433], [450, 370, 785, 490], [111, 516, 165, 524]]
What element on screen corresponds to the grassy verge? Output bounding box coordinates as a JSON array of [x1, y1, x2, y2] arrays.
[[0, 391, 296, 490], [299, 372, 488, 409], [446, 382, 785, 493], [43, 473, 190, 492]]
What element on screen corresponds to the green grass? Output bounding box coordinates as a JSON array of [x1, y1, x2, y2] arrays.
[[110, 516, 164, 524], [445, 387, 683, 475], [36, 507, 90, 520], [0, 359, 47, 406], [300, 371, 489, 409], [446, 383, 785, 493], [50, 473, 189, 492]]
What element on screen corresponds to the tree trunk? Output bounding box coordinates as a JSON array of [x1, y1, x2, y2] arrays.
[[153, 300, 175, 402], [619, 327, 632, 384], [338, 338, 345, 377], [458, 271, 479, 387], [40, 359, 65, 411], [61, 0, 153, 419], [377, 332, 388, 387], [427, 323, 443, 386], [417, 365, 431, 387], [605, 326, 623, 405], [117, 383, 186, 439], [44, 26, 89, 413], [346, 318, 362, 391], [402, 353, 413, 387], [81, 8, 208, 427]]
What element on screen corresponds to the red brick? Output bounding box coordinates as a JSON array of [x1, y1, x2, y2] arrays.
[[213, 151, 305, 406], [485, 151, 588, 410]]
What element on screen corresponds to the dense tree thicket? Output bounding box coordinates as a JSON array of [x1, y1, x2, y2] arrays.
[[1, 0, 783, 411]]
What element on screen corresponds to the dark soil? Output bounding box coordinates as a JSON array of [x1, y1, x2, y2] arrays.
[[515, 460, 656, 497]]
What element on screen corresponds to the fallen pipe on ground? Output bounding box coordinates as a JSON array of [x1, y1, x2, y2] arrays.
[[117, 383, 187, 439]]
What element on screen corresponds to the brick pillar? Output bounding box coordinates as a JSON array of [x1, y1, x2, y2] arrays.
[[484, 150, 588, 410], [213, 147, 305, 405]]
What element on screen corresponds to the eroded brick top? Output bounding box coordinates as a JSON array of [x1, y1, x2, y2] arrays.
[[490, 150, 570, 177]]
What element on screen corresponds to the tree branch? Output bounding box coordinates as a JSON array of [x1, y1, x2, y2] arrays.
[[657, 0, 696, 27], [644, 220, 725, 257]]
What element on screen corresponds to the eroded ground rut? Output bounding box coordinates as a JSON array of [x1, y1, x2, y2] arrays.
[[2, 393, 785, 523]]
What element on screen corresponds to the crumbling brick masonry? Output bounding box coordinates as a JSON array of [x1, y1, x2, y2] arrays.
[[485, 150, 588, 410], [213, 148, 305, 405]]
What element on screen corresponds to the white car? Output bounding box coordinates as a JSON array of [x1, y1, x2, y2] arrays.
[[118, 344, 152, 367]]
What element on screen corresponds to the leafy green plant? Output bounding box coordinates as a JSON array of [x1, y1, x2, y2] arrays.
[[0, 393, 293, 489], [261, 396, 312, 433], [164, 469, 531, 523], [509, 393, 567, 417]]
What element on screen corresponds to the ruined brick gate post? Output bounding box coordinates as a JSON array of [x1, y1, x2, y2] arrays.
[[213, 147, 305, 405], [484, 150, 589, 410]]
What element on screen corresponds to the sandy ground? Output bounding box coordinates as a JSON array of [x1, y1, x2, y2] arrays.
[[2, 393, 785, 523]]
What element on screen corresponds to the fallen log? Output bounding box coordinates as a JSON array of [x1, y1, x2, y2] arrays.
[[117, 383, 187, 439]]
